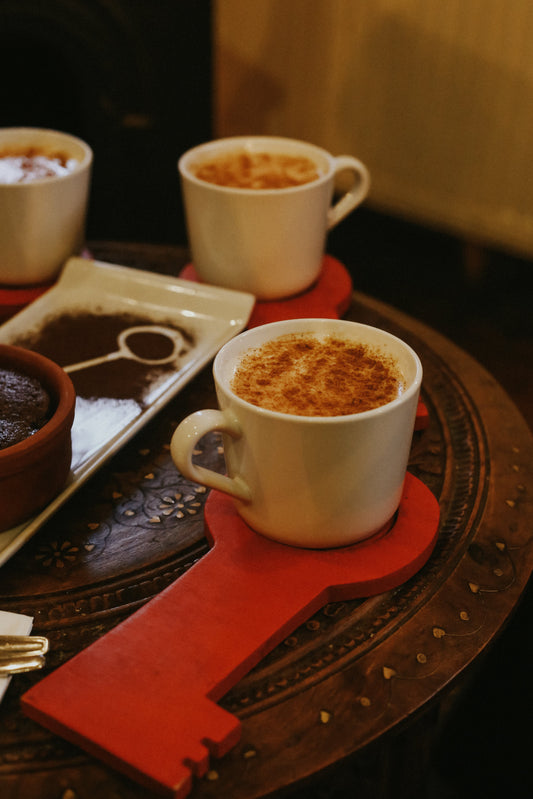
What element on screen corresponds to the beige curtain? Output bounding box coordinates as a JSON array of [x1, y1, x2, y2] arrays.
[[214, 0, 533, 258]]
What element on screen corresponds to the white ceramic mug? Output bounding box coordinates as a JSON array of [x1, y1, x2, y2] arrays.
[[170, 318, 422, 548], [0, 127, 93, 285], [178, 136, 370, 300]]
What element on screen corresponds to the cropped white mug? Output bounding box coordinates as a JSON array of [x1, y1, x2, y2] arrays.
[[0, 127, 92, 285], [178, 136, 370, 300], [171, 318, 422, 549]]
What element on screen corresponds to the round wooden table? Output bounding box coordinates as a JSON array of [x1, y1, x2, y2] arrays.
[[1, 242, 532, 799]]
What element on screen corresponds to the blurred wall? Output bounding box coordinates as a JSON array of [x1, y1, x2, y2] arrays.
[[214, 0, 533, 258]]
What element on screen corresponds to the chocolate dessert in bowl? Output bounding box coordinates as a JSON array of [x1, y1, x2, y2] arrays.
[[0, 344, 75, 532]]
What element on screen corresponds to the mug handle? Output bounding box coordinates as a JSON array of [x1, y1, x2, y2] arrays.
[[327, 156, 370, 230], [170, 409, 252, 502]]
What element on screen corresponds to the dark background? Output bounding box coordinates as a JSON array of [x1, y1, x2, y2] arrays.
[[0, 0, 213, 244]]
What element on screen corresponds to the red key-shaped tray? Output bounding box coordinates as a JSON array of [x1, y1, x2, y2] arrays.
[[21, 473, 439, 798]]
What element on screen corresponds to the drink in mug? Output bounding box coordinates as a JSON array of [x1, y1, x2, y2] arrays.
[[0, 148, 79, 184], [171, 318, 422, 549], [230, 332, 404, 416], [178, 136, 370, 299], [192, 150, 321, 190]]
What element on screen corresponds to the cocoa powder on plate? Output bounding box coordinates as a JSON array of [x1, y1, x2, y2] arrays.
[[14, 311, 192, 405]]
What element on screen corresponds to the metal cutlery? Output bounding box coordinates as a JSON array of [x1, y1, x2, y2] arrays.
[[0, 635, 49, 654], [0, 635, 49, 676]]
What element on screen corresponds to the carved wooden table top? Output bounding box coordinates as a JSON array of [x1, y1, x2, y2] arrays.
[[1, 242, 532, 799]]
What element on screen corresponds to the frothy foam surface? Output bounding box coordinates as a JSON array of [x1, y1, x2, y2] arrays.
[[231, 334, 404, 416], [0, 150, 77, 184], [192, 151, 320, 189]]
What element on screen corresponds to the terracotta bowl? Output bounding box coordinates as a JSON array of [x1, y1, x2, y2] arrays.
[[0, 344, 76, 532]]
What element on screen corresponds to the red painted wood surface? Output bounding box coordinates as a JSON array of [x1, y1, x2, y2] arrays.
[[21, 473, 439, 798], [179, 254, 353, 326], [0, 284, 52, 321]]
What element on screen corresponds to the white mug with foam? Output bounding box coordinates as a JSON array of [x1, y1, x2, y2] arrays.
[[0, 127, 92, 286], [171, 318, 422, 549], [178, 136, 370, 300]]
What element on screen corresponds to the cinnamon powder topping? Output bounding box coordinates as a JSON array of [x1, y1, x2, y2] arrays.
[[193, 151, 320, 189], [231, 334, 404, 416]]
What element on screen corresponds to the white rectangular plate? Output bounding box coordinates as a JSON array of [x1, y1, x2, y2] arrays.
[[0, 257, 255, 567]]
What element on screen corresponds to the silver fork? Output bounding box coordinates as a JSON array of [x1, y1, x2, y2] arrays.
[[0, 635, 49, 676]]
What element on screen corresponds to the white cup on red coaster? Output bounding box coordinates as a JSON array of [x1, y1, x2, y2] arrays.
[[0, 127, 92, 286], [171, 318, 422, 549], [178, 136, 370, 300]]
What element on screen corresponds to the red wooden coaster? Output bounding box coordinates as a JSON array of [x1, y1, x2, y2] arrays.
[[415, 400, 430, 431], [180, 254, 353, 327], [0, 249, 93, 320], [0, 283, 53, 321], [204, 472, 440, 598], [21, 474, 439, 798]]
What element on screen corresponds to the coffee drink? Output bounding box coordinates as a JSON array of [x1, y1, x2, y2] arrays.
[[231, 333, 404, 416], [0, 148, 78, 184], [192, 150, 320, 189]]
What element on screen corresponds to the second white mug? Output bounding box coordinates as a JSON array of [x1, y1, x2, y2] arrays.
[[178, 136, 370, 300]]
